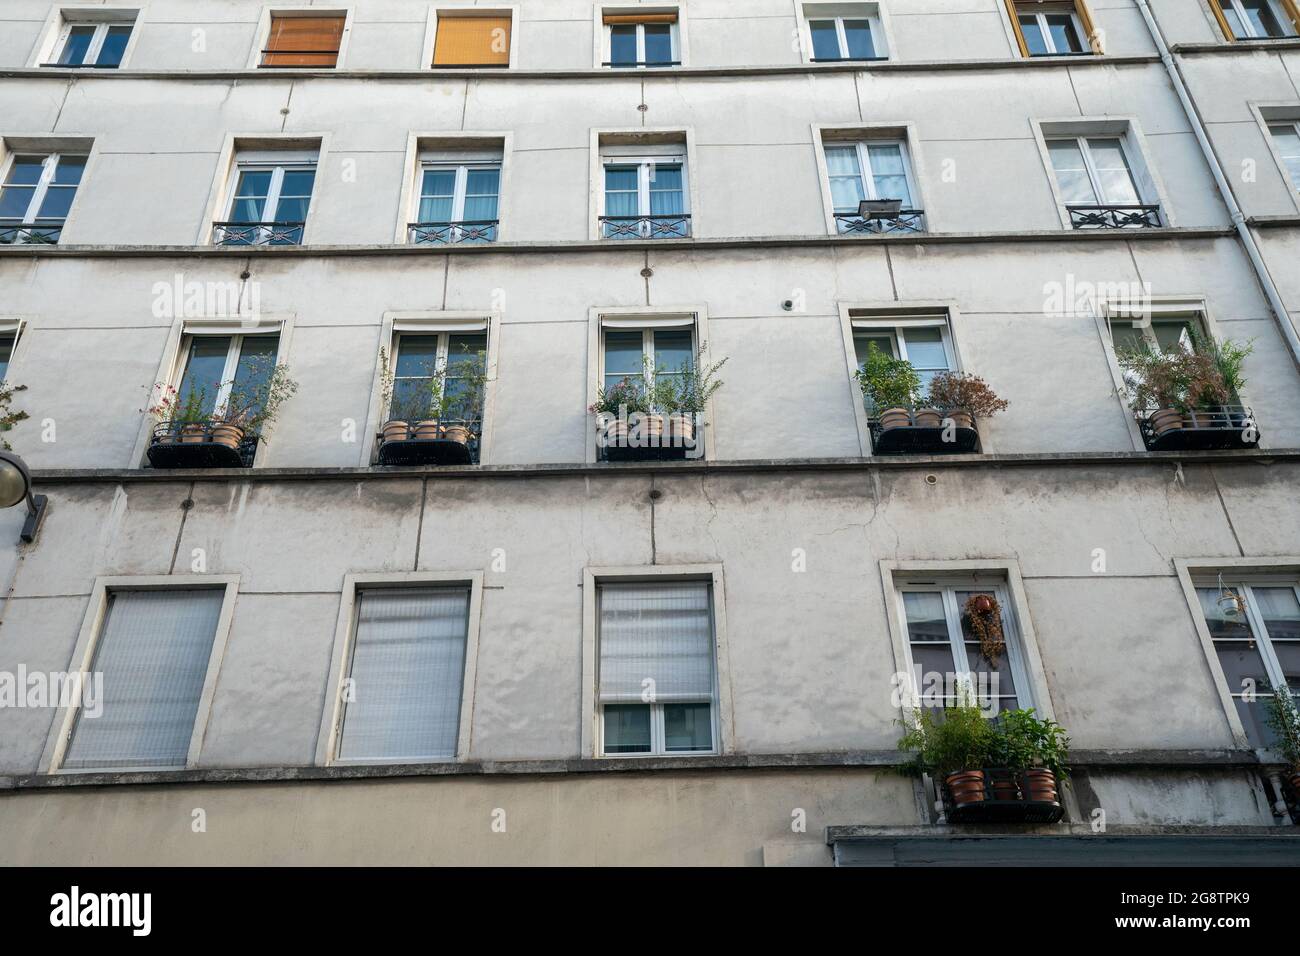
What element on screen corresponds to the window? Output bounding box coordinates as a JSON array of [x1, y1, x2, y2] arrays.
[[1270, 122, 1300, 190], [603, 325, 694, 397], [1008, 1, 1096, 56], [388, 330, 487, 421], [1046, 136, 1160, 228], [597, 581, 717, 756], [260, 14, 346, 68], [432, 13, 511, 67], [215, 154, 316, 245], [410, 159, 501, 244], [0, 153, 86, 245], [600, 152, 690, 239], [1211, 0, 1299, 40], [62, 589, 225, 770], [176, 332, 280, 422], [805, 4, 885, 61], [50, 19, 134, 68], [335, 587, 471, 762], [852, 318, 954, 400], [1196, 581, 1299, 747], [824, 139, 922, 233], [602, 11, 679, 67], [897, 580, 1031, 716], [1108, 314, 1196, 357], [0, 332, 15, 381]]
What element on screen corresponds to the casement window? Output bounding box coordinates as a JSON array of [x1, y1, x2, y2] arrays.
[[388, 331, 488, 420], [1046, 136, 1160, 228], [1270, 122, 1300, 189], [176, 332, 280, 421], [0, 332, 15, 381], [824, 139, 922, 233], [597, 580, 718, 756], [1210, 0, 1299, 40], [432, 13, 512, 67], [1007, 1, 1096, 56], [600, 150, 690, 239], [61, 589, 226, 770], [896, 580, 1031, 715], [50, 19, 134, 68], [1195, 580, 1299, 747], [1107, 314, 1197, 356], [805, 4, 886, 61], [335, 587, 471, 762], [215, 153, 316, 245], [0, 153, 86, 245], [852, 317, 955, 398], [602, 11, 679, 67], [603, 323, 694, 398], [260, 14, 346, 68], [410, 157, 501, 244]]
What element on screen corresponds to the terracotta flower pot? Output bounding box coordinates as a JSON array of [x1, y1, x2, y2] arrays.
[[641, 414, 665, 440], [380, 420, 410, 443], [1021, 768, 1059, 804], [878, 407, 912, 430], [945, 409, 974, 430], [1150, 407, 1183, 436], [442, 424, 472, 445], [990, 773, 1020, 802], [913, 407, 943, 428], [971, 594, 994, 614], [412, 420, 442, 440], [666, 413, 695, 443], [603, 419, 631, 446], [179, 423, 207, 444], [209, 423, 245, 450], [945, 769, 987, 806]]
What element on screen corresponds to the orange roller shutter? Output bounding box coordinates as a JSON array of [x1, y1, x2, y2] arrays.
[[263, 15, 345, 67], [433, 16, 512, 66]]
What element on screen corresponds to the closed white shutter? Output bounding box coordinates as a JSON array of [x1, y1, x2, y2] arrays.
[[338, 588, 469, 761], [63, 589, 224, 770], [598, 582, 714, 703]]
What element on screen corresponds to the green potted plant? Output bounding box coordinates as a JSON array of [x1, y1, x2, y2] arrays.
[[924, 371, 1009, 431], [590, 376, 650, 447], [224, 360, 298, 450], [1117, 334, 1252, 437], [656, 348, 727, 444], [856, 342, 921, 430], [146, 382, 212, 444], [991, 707, 1070, 804], [897, 696, 997, 808], [1265, 684, 1300, 797], [438, 349, 489, 448], [0, 381, 30, 451]]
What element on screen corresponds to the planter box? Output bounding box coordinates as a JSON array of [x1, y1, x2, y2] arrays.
[[1136, 405, 1259, 451], [869, 408, 980, 455], [376, 420, 478, 466], [147, 421, 257, 469], [941, 768, 1064, 824], [596, 413, 702, 462]]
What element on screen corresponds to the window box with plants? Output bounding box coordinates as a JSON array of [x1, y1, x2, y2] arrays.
[[857, 344, 1007, 455], [897, 697, 1070, 824], [146, 362, 297, 469], [592, 349, 725, 463], [376, 346, 487, 466], [1267, 684, 1300, 819], [1118, 335, 1259, 451]]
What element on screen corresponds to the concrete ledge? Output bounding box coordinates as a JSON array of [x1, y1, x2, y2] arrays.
[[1249, 215, 1300, 229], [1174, 40, 1300, 54], [827, 822, 1297, 842]]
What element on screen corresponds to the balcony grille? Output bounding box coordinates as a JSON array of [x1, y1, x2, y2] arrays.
[[0, 221, 63, 244], [835, 210, 926, 235], [868, 405, 981, 455], [376, 418, 481, 466], [595, 412, 703, 462], [408, 220, 499, 244], [1066, 204, 1162, 229], [213, 221, 306, 246], [147, 420, 258, 469], [599, 214, 691, 240], [1135, 405, 1259, 451]]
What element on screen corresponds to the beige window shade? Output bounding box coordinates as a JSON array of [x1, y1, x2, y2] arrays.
[[603, 13, 678, 24], [262, 15, 345, 67], [433, 16, 512, 66]]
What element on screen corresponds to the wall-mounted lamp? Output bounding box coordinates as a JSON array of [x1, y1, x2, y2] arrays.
[[0, 451, 46, 543]]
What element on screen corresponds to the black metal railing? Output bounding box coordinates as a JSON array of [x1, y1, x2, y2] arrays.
[[595, 411, 703, 462], [259, 50, 340, 68], [868, 405, 981, 455], [147, 420, 258, 469], [599, 214, 692, 239], [0, 221, 63, 245], [1027, 50, 1095, 57], [213, 221, 306, 246], [408, 220, 499, 244], [1067, 204, 1162, 229], [835, 209, 926, 235], [810, 56, 888, 63], [1135, 404, 1259, 451], [940, 769, 1065, 825], [602, 60, 681, 68], [376, 418, 481, 465], [40, 62, 122, 69]]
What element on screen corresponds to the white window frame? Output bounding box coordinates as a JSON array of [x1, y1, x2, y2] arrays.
[[580, 565, 734, 759], [601, 323, 697, 397], [1048, 135, 1144, 207], [1015, 2, 1088, 54], [221, 158, 317, 237], [0, 319, 25, 382], [598, 152, 691, 235], [597, 9, 683, 68], [0, 152, 86, 241], [38, 575, 241, 774], [804, 10, 884, 61], [175, 330, 282, 419], [1193, 578, 1300, 713], [53, 19, 135, 67], [1218, 0, 1298, 39], [315, 572, 483, 767], [1268, 119, 1300, 192], [1035, 119, 1170, 229], [413, 159, 502, 232], [822, 138, 921, 232]]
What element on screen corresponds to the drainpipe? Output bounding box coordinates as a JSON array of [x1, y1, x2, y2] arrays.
[[1134, 0, 1300, 371]]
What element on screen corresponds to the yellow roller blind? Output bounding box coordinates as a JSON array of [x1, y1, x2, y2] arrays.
[[603, 13, 678, 24], [262, 15, 345, 67], [433, 15, 512, 66]]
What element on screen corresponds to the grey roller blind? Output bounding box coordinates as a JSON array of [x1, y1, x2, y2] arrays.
[[338, 587, 469, 761], [63, 589, 224, 770], [598, 582, 714, 703]]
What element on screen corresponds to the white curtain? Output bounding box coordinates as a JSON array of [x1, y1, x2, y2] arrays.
[[598, 582, 714, 703], [63, 589, 224, 770], [338, 588, 469, 761]]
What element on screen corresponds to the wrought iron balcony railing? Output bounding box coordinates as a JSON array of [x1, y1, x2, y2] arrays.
[[213, 221, 306, 246], [1067, 204, 1162, 229], [835, 210, 926, 235], [602, 60, 681, 68], [147, 420, 258, 469], [376, 418, 481, 466], [0, 221, 63, 245], [1135, 404, 1259, 451], [595, 411, 703, 462], [599, 214, 692, 240], [408, 220, 499, 245], [810, 56, 888, 63], [868, 405, 981, 455]]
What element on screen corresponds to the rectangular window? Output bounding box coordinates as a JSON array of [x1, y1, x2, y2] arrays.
[[806, 6, 884, 62], [597, 581, 717, 756], [410, 161, 501, 244], [62, 589, 224, 770], [336, 587, 471, 762], [52, 20, 134, 68], [602, 326, 694, 399], [175, 332, 280, 424], [1213, 0, 1299, 39], [1012, 1, 1090, 55], [0, 332, 15, 380], [433, 14, 512, 66], [852, 318, 955, 399], [215, 156, 316, 245], [0, 152, 86, 245], [824, 139, 922, 233], [1047, 135, 1160, 228], [388, 331, 487, 423], [1270, 122, 1300, 190], [1196, 581, 1300, 746], [600, 153, 690, 238], [603, 12, 679, 67], [261, 14, 346, 68]]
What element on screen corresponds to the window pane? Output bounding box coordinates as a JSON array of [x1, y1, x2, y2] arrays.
[[826, 145, 866, 211], [1109, 322, 1146, 354], [463, 168, 500, 220], [604, 330, 644, 381], [1270, 125, 1300, 186], [1214, 642, 1271, 699], [609, 24, 637, 65], [52, 156, 86, 185], [1234, 697, 1279, 748], [178, 336, 232, 415], [853, 333, 895, 368], [1046, 13, 1084, 52], [809, 20, 841, 59], [36, 185, 76, 220], [1152, 320, 1193, 353], [0, 334, 13, 381], [1019, 16, 1048, 55], [229, 335, 279, 419], [664, 702, 713, 752], [902, 327, 948, 370], [867, 144, 912, 205], [96, 25, 133, 66], [1242, 0, 1287, 37], [337, 588, 469, 761], [603, 704, 652, 753], [444, 333, 487, 414], [1272, 641, 1300, 687], [1087, 138, 1140, 204], [598, 582, 714, 703], [604, 166, 640, 217], [903, 591, 949, 641], [6, 157, 46, 187], [653, 329, 693, 376], [648, 163, 684, 216], [63, 590, 224, 769], [643, 24, 673, 64], [1254, 588, 1300, 641], [58, 25, 95, 65], [843, 19, 876, 58], [395, 335, 440, 378], [1197, 587, 1254, 640], [0, 186, 35, 220], [1047, 140, 1098, 203], [231, 170, 271, 222], [278, 169, 316, 197]]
